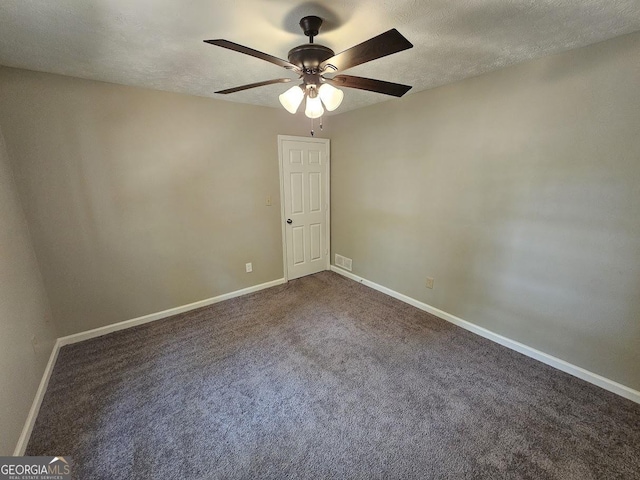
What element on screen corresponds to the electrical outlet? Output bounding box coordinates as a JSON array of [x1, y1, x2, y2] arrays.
[[426, 277, 434, 289], [266, 195, 272, 206], [245, 262, 253, 273]]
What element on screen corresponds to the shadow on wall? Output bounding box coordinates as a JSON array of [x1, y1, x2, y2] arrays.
[[437, 56, 640, 375], [460, 144, 640, 359]]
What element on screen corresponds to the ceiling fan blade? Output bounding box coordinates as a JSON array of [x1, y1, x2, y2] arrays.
[[215, 78, 292, 94], [320, 29, 413, 72], [326, 75, 412, 97], [204, 39, 299, 71]]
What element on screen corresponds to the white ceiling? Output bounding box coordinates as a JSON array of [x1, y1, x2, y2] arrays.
[[1, 0, 639, 114]]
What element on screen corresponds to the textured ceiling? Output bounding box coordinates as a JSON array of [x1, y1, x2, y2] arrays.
[[1, 0, 639, 114]]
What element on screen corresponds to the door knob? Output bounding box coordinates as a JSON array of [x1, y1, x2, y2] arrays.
[[286, 219, 293, 224]]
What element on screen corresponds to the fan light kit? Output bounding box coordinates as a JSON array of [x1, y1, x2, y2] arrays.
[[281, 82, 344, 119], [205, 16, 413, 127]]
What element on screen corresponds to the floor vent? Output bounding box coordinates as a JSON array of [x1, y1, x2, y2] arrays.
[[335, 254, 353, 271]]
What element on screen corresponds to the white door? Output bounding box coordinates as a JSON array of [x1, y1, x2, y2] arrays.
[[278, 135, 330, 280]]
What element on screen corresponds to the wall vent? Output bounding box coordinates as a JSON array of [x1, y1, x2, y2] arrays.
[[335, 254, 352, 272]]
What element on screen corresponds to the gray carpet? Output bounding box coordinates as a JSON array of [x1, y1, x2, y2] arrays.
[[27, 271, 640, 479]]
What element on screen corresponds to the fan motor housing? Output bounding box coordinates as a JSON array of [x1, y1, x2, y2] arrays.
[[288, 44, 335, 71]]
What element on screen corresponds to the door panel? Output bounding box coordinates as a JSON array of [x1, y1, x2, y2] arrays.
[[290, 173, 304, 214], [292, 226, 305, 265], [310, 223, 322, 261], [289, 148, 303, 164], [279, 137, 329, 280], [309, 172, 321, 212], [309, 150, 321, 164]]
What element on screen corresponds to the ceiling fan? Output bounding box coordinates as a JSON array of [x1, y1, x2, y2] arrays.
[[204, 16, 413, 118]]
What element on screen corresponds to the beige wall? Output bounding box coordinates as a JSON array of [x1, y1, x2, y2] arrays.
[[0, 67, 320, 336], [0, 128, 58, 454], [330, 32, 640, 390]]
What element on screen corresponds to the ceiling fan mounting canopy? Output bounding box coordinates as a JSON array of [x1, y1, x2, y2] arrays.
[[299, 15, 323, 40]]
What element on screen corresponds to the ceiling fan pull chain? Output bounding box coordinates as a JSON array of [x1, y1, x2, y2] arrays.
[[320, 116, 323, 131], [310, 117, 315, 137]]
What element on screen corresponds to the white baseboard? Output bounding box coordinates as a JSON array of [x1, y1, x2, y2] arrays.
[[15, 277, 286, 454], [330, 265, 640, 404], [58, 278, 286, 347], [13, 338, 61, 455]]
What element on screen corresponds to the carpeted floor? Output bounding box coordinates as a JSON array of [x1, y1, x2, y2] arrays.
[[27, 271, 640, 479]]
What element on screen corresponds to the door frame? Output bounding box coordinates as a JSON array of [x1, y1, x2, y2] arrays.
[[277, 135, 331, 282]]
